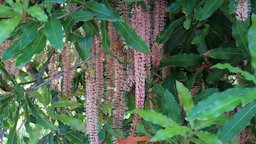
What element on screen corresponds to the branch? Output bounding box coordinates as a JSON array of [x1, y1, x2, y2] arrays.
[[25, 51, 103, 92]]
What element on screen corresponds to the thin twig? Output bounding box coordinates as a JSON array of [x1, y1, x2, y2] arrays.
[[57, 5, 84, 19], [25, 51, 103, 92]]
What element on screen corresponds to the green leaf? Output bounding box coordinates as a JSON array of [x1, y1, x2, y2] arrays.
[[212, 63, 256, 84], [248, 14, 256, 73], [228, 0, 237, 14], [0, 16, 22, 44], [71, 10, 95, 22], [0, 62, 17, 85], [195, 131, 222, 144], [193, 88, 219, 104], [194, 114, 231, 130], [16, 31, 46, 66], [43, 0, 65, 3], [45, 15, 63, 50], [176, 81, 194, 116], [0, 5, 18, 18], [7, 108, 19, 144], [28, 126, 42, 144], [232, 20, 250, 58], [206, 68, 228, 84], [163, 89, 182, 125], [130, 109, 179, 127], [66, 132, 85, 143], [195, 0, 224, 21], [160, 54, 201, 68], [27, 98, 58, 131], [205, 47, 244, 60], [100, 21, 112, 55], [156, 17, 184, 44], [2, 40, 22, 61], [218, 101, 256, 143], [186, 87, 254, 121], [77, 35, 93, 60], [166, 2, 182, 13], [151, 126, 190, 142], [10, 2, 23, 15], [52, 100, 81, 108], [37, 118, 58, 131], [3, 21, 40, 61], [113, 21, 150, 53], [55, 114, 84, 132], [191, 25, 210, 45], [182, 0, 196, 16], [27, 5, 48, 22], [85, 1, 123, 21]]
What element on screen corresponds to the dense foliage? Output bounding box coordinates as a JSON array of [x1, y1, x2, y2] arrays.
[[0, 0, 256, 144]]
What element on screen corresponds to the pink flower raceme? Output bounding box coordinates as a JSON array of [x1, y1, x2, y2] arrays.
[[235, 0, 250, 21], [152, 0, 167, 69]]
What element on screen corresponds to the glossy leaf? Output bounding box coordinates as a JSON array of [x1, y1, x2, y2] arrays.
[[37, 118, 58, 131], [10, 2, 23, 15], [85, 1, 123, 21], [0, 16, 22, 44], [45, 15, 63, 50], [205, 47, 244, 60], [28, 126, 42, 144], [194, 114, 231, 130], [0, 5, 18, 17], [52, 100, 81, 108], [70, 10, 95, 22], [193, 88, 219, 104], [182, 0, 196, 16], [27, 5, 48, 22], [163, 89, 182, 125], [113, 21, 150, 53], [43, 0, 65, 3], [130, 109, 179, 127], [218, 101, 256, 143], [0, 62, 17, 85], [191, 25, 210, 45], [232, 19, 250, 57], [187, 87, 255, 121], [2, 21, 39, 61], [100, 21, 112, 54], [195, 131, 222, 144], [156, 17, 184, 44], [56, 114, 84, 132], [7, 109, 19, 144], [212, 63, 256, 84], [27, 98, 58, 131], [151, 126, 190, 142], [176, 81, 194, 116], [16, 31, 46, 66], [195, 0, 224, 21], [248, 14, 256, 73], [77, 35, 93, 60], [160, 53, 202, 68]]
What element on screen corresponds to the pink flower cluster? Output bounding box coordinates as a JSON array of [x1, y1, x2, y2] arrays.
[[235, 0, 250, 21]]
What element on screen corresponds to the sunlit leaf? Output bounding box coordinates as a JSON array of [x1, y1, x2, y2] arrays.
[[45, 15, 63, 50], [218, 101, 256, 143], [27, 5, 48, 22], [0, 16, 22, 44], [85, 1, 123, 21], [176, 81, 194, 116]]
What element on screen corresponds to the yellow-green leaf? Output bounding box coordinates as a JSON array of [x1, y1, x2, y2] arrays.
[[0, 16, 22, 44], [27, 5, 48, 22]]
